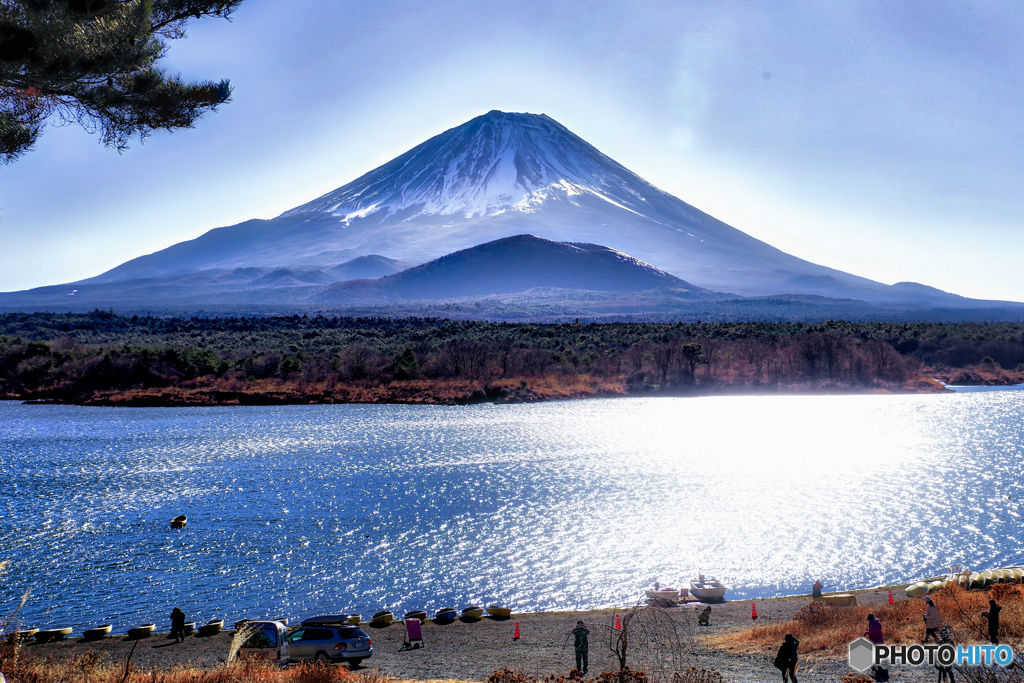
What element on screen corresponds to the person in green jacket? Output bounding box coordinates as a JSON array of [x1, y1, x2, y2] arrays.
[[571, 620, 590, 674]]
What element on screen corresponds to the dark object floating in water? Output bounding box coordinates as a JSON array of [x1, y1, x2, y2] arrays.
[[171, 515, 187, 528]]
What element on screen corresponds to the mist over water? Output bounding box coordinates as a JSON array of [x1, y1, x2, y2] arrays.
[[2, 389, 1022, 632]]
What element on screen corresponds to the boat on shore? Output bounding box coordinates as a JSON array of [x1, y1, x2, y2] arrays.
[[461, 605, 484, 620], [127, 624, 155, 640], [83, 624, 112, 641], [371, 610, 394, 625], [690, 575, 728, 603], [403, 610, 427, 622], [35, 627, 72, 643], [435, 607, 458, 622], [197, 619, 223, 636], [644, 588, 681, 606], [486, 605, 512, 619]]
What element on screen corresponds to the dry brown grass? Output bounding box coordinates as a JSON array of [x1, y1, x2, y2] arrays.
[[0, 657, 396, 683], [710, 583, 1024, 657]]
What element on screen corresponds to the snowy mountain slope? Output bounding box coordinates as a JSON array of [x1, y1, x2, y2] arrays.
[[52, 109, 1001, 306]]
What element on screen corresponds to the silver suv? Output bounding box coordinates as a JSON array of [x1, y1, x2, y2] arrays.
[[285, 625, 373, 666]]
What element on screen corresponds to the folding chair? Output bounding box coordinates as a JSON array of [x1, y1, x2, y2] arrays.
[[401, 618, 423, 650]]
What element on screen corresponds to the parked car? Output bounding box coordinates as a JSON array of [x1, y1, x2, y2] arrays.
[[235, 620, 290, 665], [285, 625, 373, 666]]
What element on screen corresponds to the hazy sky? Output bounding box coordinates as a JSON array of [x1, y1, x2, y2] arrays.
[[2, 0, 1022, 301]]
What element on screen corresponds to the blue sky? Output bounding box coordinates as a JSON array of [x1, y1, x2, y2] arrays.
[[2, 0, 1022, 301]]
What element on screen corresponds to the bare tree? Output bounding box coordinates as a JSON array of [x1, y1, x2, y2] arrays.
[[339, 345, 374, 380], [649, 342, 676, 382], [493, 337, 519, 376], [588, 603, 697, 678]]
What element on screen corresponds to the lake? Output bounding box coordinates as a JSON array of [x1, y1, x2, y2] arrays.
[[1, 388, 1022, 632]]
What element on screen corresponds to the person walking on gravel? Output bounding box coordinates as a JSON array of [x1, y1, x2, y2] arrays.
[[774, 633, 800, 683], [572, 620, 590, 674]]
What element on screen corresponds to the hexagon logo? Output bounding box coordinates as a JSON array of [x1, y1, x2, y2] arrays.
[[849, 637, 875, 672]]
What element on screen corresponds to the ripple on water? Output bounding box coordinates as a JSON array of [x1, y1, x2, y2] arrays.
[[1, 391, 1023, 630]]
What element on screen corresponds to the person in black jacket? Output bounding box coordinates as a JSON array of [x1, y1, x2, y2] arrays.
[[774, 633, 799, 683], [571, 620, 590, 674], [982, 599, 1001, 644], [170, 607, 186, 643]]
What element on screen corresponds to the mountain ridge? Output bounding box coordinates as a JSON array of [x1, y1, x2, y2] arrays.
[[4, 110, 1021, 319]]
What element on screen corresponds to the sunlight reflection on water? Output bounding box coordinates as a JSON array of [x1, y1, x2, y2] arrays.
[[1, 389, 1022, 631]]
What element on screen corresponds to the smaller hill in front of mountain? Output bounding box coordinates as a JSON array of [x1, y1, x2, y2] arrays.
[[313, 234, 706, 303]]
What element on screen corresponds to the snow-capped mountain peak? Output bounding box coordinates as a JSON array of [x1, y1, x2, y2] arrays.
[[282, 110, 659, 222]]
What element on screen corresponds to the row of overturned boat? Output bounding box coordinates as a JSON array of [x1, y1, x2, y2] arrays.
[[301, 604, 513, 627]]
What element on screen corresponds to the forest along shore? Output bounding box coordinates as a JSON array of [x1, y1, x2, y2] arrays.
[[10, 588, 962, 682], [3, 313, 1023, 406]]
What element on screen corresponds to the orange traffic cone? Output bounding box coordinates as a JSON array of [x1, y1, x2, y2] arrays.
[[751, 602, 758, 620], [888, 590, 894, 605], [614, 613, 622, 630], [513, 621, 520, 640]]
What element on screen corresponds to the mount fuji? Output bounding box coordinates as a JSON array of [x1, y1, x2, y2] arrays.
[[2, 110, 1021, 318]]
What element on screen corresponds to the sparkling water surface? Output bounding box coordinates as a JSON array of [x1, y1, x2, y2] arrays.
[[1, 389, 1022, 632]]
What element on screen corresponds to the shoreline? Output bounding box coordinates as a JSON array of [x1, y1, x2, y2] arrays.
[[7, 586, 940, 682], [12, 378, 956, 408]]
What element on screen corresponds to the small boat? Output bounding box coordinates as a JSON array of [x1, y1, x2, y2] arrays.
[[127, 624, 156, 640], [345, 614, 362, 625], [460, 605, 484, 620], [486, 605, 512, 619], [197, 619, 223, 636], [301, 614, 350, 626], [183, 621, 196, 634], [35, 627, 72, 643], [234, 619, 251, 631], [83, 624, 112, 641], [905, 582, 929, 598], [14, 628, 38, 642], [644, 588, 680, 600], [690, 575, 727, 603], [370, 610, 394, 625], [403, 610, 427, 622], [435, 607, 458, 622], [171, 515, 187, 528]]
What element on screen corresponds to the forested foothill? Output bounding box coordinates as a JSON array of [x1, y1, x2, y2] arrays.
[[0, 312, 1022, 405]]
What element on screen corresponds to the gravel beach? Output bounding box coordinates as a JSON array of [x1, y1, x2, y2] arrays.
[[14, 590, 937, 682]]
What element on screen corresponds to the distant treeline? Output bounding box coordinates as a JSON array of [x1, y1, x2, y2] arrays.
[[1, 311, 1022, 405]]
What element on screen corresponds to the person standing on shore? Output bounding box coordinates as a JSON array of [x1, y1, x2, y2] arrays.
[[982, 598, 1001, 644], [572, 620, 589, 674], [923, 596, 941, 642], [170, 607, 186, 643], [812, 580, 823, 599], [774, 633, 800, 683], [864, 614, 887, 683]]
